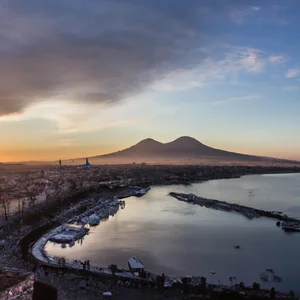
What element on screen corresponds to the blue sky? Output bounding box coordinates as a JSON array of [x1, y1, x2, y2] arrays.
[[0, 0, 299, 161]]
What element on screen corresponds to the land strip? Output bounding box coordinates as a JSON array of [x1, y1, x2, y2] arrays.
[[169, 192, 298, 223]]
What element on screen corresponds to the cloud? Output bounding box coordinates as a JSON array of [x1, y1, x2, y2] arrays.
[[228, 2, 295, 26], [153, 46, 271, 91], [268, 55, 285, 64], [252, 6, 261, 12], [236, 48, 265, 73], [229, 5, 262, 24], [0, 0, 216, 117], [283, 85, 299, 91], [12, 101, 139, 134], [212, 95, 262, 105], [286, 69, 300, 78]]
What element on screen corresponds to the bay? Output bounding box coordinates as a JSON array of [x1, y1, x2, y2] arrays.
[[45, 173, 300, 293]]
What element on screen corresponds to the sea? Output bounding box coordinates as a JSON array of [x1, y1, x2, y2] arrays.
[[45, 173, 300, 293]]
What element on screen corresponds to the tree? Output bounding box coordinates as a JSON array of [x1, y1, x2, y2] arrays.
[[290, 290, 296, 300], [252, 282, 260, 291], [1, 196, 10, 221]]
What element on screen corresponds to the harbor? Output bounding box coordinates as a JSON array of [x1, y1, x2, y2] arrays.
[[2, 171, 300, 298], [29, 181, 298, 298]]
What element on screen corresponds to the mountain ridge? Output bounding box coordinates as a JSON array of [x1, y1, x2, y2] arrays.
[[88, 136, 299, 164]]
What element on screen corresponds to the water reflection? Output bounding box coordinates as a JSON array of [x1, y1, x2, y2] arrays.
[[45, 174, 300, 293]]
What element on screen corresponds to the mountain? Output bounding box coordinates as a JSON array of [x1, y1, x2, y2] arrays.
[[85, 136, 299, 165]]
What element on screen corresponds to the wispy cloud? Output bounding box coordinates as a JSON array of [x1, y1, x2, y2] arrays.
[[268, 55, 286, 64], [229, 2, 292, 27], [252, 6, 261, 12], [235, 48, 265, 73], [229, 6, 262, 24], [283, 85, 299, 91], [152, 68, 204, 92], [286, 69, 300, 78], [2, 101, 138, 135], [212, 95, 262, 106], [153, 46, 275, 92]]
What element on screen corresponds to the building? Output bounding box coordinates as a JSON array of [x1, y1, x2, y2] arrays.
[[83, 158, 91, 168]]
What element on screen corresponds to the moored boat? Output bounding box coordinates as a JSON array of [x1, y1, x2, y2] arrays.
[[134, 186, 151, 197], [282, 221, 300, 232]]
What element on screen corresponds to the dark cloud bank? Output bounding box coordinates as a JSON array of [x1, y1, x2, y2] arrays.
[[0, 0, 240, 116]]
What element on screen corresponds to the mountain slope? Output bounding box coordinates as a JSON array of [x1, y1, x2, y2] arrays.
[[90, 136, 298, 164]]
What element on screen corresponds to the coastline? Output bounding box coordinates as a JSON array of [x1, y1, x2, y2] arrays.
[[1, 167, 300, 298], [29, 175, 298, 297], [4, 168, 300, 263]]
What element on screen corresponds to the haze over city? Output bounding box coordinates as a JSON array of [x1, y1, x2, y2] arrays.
[[2, 2, 300, 299], [1, 0, 300, 162]]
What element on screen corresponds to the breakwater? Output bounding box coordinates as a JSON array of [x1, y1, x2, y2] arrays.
[[169, 192, 300, 223]]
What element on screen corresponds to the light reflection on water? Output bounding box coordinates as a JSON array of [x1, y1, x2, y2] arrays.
[[45, 174, 300, 293]]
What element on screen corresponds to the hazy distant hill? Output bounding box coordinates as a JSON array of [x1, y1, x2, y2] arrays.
[[82, 136, 299, 165], [18, 136, 299, 166]]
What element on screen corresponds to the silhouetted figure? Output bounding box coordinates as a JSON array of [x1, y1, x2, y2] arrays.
[[270, 287, 276, 300], [59, 159, 61, 167], [161, 273, 165, 289]]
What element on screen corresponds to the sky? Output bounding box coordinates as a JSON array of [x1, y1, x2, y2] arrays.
[[0, 0, 300, 162]]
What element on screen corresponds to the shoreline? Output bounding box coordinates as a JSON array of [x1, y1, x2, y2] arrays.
[[15, 170, 300, 262], [2, 169, 299, 254], [29, 180, 296, 298], [2, 167, 300, 298]]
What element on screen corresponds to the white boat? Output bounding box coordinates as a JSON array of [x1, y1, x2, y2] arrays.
[[50, 233, 75, 243], [128, 257, 144, 272], [88, 214, 100, 226]]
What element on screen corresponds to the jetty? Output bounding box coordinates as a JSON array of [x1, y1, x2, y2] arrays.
[[169, 192, 300, 224]]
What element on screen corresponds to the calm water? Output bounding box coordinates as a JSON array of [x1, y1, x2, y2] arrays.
[[46, 173, 300, 292]]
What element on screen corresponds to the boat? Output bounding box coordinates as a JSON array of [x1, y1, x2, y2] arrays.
[[134, 186, 151, 197], [281, 222, 300, 232], [128, 257, 144, 272], [88, 214, 100, 226], [49, 233, 75, 243], [103, 291, 112, 299], [81, 214, 100, 226]]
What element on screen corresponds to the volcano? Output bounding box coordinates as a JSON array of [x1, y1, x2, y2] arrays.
[[84, 136, 298, 165]]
